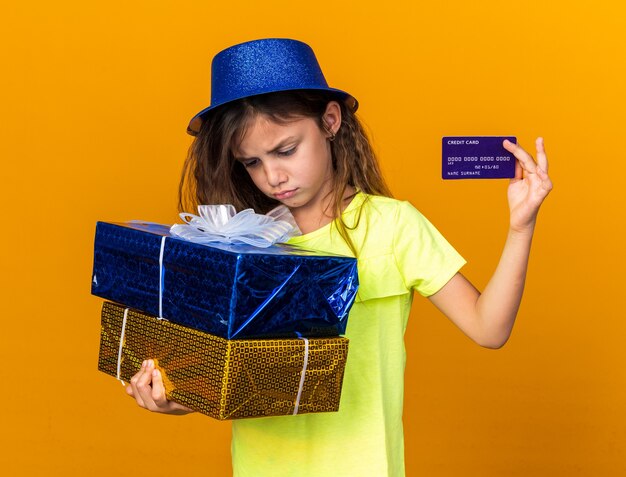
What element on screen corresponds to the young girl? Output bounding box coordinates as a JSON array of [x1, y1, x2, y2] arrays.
[[126, 38, 552, 476]]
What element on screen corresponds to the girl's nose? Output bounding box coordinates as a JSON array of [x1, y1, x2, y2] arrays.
[[264, 162, 287, 187]]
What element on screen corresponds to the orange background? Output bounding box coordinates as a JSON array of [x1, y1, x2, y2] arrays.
[[2, 1, 625, 475]]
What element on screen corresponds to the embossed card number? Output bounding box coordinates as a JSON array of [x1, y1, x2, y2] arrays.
[[442, 136, 517, 179]]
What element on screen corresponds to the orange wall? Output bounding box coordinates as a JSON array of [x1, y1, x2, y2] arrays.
[[2, 1, 625, 475]]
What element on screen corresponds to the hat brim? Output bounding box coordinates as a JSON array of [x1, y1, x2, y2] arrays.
[[186, 87, 358, 136]]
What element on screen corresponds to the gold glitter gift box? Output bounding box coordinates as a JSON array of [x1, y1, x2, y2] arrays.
[[98, 301, 349, 420]]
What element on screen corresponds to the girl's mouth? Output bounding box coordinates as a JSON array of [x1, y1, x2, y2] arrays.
[[274, 189, 297, 200]]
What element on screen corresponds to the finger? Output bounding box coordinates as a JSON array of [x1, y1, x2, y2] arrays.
[[513, 154, 523, 181], [503, 139, 537, 175], [135, 359, 158, 408], [535, 137, 549, 173], [151, 368, 194, 414], [150, 368, 169, 408], [129, 360, 148, 407], [138, 359, 160, 410], [170, 401, 195, 414], [536, 166, 554, 193]]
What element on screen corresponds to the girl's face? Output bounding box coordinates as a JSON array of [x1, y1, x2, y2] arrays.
[[233, 102, 341, 228]]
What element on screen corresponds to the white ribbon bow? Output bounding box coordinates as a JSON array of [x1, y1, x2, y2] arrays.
[[169, 205, 300, 248]]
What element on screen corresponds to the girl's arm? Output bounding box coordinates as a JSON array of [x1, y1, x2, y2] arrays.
[[428, 138, 553, 349], [126, 359, 194, 414]]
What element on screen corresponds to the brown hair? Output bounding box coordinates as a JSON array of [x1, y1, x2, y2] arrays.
[[178, 90, 392, 255]]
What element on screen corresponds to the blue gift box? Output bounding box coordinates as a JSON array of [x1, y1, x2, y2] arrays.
[[91, 221, 358, 339]]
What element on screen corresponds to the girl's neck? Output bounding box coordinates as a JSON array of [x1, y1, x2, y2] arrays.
[[291, 185, 356, 235]]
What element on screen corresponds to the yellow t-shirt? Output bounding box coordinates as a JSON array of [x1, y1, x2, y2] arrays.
[[231, 193, 466, 477]]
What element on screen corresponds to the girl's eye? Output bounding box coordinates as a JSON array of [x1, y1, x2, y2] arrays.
[[277, 147, 296, 157], [242, 159, 259, 168]]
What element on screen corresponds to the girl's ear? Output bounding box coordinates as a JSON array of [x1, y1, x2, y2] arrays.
[[322, 101, 342, 137]]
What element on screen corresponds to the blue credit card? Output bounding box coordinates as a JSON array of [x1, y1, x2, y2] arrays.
[[442, 136, 517, 179]]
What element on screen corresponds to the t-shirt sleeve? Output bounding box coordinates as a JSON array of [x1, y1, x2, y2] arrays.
[[392, 201, 466, 297]]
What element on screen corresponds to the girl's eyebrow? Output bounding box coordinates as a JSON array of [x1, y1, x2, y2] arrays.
[[235, 136, 298, 160]]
